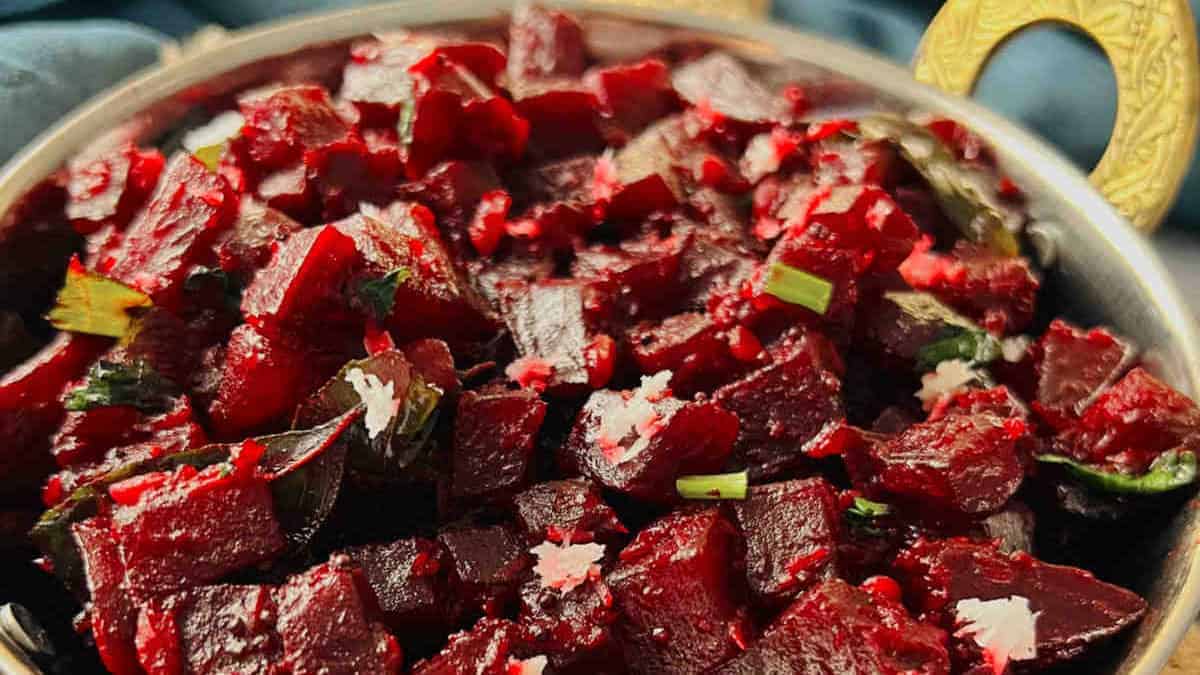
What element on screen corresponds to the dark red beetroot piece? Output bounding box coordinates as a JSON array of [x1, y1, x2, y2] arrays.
[[449, 388, 547, 508], [714, 339, 844, 480], [900, 241, 1040, 334], [600, 117, 687, 222], [626, 312, 740, 396], [559, 386, 739, 503], [74, 517, 141, 675], [214, 197, 304, 281], [572, 229, 688, 323], [845, 412, 1026, 516], [437, 524, 531, 618], [109, 446, 285, 595], [715, 579, 950, 675], [508, 3, 587, 80], [607, 507, 748, 674], [1032, 320, 1135, 430], [99, 153, 238, 311], [65, 142, 164, 234], [342, 538, 459, 638], [517, 571, 620, 673], [586, 58, 678, 142], [671, 52, 783, 129], [1056, 366, 1200, 473], [412, 617, 520, 675], [512, 479, 625, 545], [237, 84, 356, 172], [502, 279, 607, 393], [731, 478, 841, 606], [894, 538, 1147, 667]]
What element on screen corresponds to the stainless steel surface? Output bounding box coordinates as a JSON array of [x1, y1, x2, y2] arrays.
[[0, 2, 1197, 673]]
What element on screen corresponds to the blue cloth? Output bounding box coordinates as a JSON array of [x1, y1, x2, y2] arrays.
[[0, 0, 1197, 224]]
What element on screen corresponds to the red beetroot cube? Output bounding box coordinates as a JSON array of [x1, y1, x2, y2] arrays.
[[273, 557, 401, 674], [810, 135, 899, 187], [517, 572, 619, 673], [607, 508, 747, 674], [402, 338, 459, 397], [502, 280, 606, 394], [844, 412, 1026, 516], [731, 478, 841, 606], [208, 323, 336, 438], [342, 538, 459, 637], [512, 479, 626, 545], [894, 538, 1147, 668], [627, 312, 738, 396], [135, 584, 282, 675], [49, 404, 143, 469], [604, 117, 688, 222], [900, 241, 1040, 334], [798, 184, 919, 274], [450, 388, 547, 507], [572, 229, 687, 323], [713, 343, 843, 481], [671, 52, 783, 127], [66, 142, 164, 233], [438, 524, 531, 617], [508, 4, 587, 80], [1058, 367, 1200, 473], [1032, 320, 1135, 430], [760, 224, 862, 333], [74, 517, 141, 675], [927, 385, 1027, 423], [412, 617, 520, 675], [585, 58, 679, 142], [101, 153, 237, 311], [237, 85, 355, 171], [675, 229, 757, 312], [559, 384, 738, 503], [255, 161, 314, 220], [111, 458, 285, 595], [340, 36, 434, 126], [714, 579, 950, 675], [215, 197, 303, 281], [241, 224, 360, 337]]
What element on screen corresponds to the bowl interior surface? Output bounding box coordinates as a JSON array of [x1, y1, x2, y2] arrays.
[[1, 2, 1198, 673]]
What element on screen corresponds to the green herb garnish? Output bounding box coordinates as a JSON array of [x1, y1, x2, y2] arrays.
[[398, 102, 415, 148], [763, 262, 833, 315], [847, 496, 892, 519], [676, 471, 749, 500], [184, 266, 243, 312], [916, 327, 1001, 372], [193, 144, 224, 172], [63, 360, 177, 413], [47, 258, 152, 338], [1037, 451, 1198, 495], [358, 267, 411, 320]]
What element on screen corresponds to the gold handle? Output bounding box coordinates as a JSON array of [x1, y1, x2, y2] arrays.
[[913, 0, 1199, 232]]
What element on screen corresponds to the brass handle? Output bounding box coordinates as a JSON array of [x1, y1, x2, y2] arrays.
[[913, 0, 1199, 232]]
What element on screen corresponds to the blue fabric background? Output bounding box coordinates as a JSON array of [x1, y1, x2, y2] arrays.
[[0, 0, 1197, 225]]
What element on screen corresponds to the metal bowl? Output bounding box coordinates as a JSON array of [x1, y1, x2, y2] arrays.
[[0, 2, 1197, 673]]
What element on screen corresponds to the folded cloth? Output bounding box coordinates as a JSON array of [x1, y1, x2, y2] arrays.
[[0, 0, 1197, 224]]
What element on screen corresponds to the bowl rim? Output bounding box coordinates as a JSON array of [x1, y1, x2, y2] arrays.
[[0, 1, 1197, 672]]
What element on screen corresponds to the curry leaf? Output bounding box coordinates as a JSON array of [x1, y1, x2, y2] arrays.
[[47, 257, 152, 338], [357, 268, 411, 320], [1037, 451, 1198, 495], [63, 360, 178, 413]]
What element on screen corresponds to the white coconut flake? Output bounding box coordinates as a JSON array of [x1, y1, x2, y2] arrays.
[[1001, 336, 1031, 363], [916, 359, 979, 409], [182, 110, 245, 152], [594, 371, 673, 463], [955, 596, 1039, 675], [530, 540, 605, 593], [864, 198, 895, 230], [345, 368, 401, 440], [507, 655, 548, 675]]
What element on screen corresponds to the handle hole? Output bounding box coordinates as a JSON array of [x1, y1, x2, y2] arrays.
[[973, 24, 1117, 173]]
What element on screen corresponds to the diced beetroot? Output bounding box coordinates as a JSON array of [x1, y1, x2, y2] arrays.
[[101, 153, 237, 311], [66, 142, 165, 234], [208, 323, 337, 438], [343, 538, 459, 640], [560, 387, 738, 503], [508, 4, 587, 80], [273, 557, 402, 674], [135, 584, 282, 675], [713, 342, 843, 481], [241, 224, 360, 337], [899, 241, 1040, 334], [402, 338, 459, 397], [398, 160, 502, 255], [340, 36, 434, 126], [603, 117, 688, 222], [585, 58, 679, 142], [49, 404, 143, 469], [215, 197, 303, 281], [759, 223, 862, 333], [714, 579, 950, 675], [237, 85, 356, 171], [0, 333, 108, 491], [927, 385, 1027, 423], [572, 229, 687, 323], [856, 291, 971, 371], [74, 517, 141, 675], [608, 508, 747, 673], [676, 229, 757, 312], [111, 459, 286, 595], [672, 52, 783, 128], [844, 412, 1025, 516], [1057, 367, 1200, 473], [450, 388, 547, 507], [412, 617, 519, 675], [794, 184, 919, 274], [255, 161, 314, 219], [731, 479, 841, 606], [502, 280, 605, 394], [512, 479, 626, 545], [438, 524, 531, 617], [514, 81, 605, 163], [517, 572, 619, 672], [810, 135, 899, 187], [627, 312, 739, 396], [1032, 320, 1135, 430], [894, 538, 1146, 668]]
